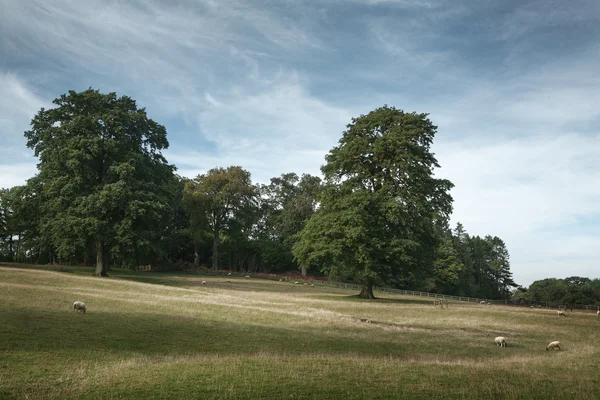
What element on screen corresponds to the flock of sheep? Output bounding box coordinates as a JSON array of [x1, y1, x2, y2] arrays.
[[494, 336, 561, 351], [71, 284, 600, 354]]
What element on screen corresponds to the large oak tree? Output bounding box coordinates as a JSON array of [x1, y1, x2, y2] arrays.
[[25, 88, 175, 276], [293, 106, 454, 298]]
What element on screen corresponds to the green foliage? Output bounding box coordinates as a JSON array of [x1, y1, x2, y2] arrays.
[[182, 166, 256, 269], [429, 237, 464, 292], [256, 173, 321, 273], [24, 88, 176, 275], [293, 106, 454, 298], [523, 277, 600, 306]]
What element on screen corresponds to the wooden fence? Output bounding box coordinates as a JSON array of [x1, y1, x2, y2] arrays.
[[308, 279, 600, 311]]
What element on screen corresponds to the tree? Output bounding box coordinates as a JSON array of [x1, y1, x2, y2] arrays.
[[429, 237, 464, 292], [182, 166, 256, 270], [293, 106, 454, 298], [259, 173, 321, 275], [24, 88, 175, 276]]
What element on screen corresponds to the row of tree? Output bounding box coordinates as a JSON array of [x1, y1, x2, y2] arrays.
[[513, 277, 600, 306], [0, 88, 518, 299]]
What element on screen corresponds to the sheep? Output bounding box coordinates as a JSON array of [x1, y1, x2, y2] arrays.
[[494, 336, 506, 347], [487, 302, 492, 305], [530, 305, 534, 308], [294, 281, 299, 284], [597, 310, 599, 317], [310, 284, 315, 287], [245, 275, 250, 278], [73, 301, 87, 314], [546, 341, 561, 351], [201, 281, 207, 285], [480, 300, 486, 305], [557, 310, 566, 317], [228, 272, 232, 276]]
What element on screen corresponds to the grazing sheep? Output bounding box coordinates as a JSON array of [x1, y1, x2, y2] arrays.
[[494, 336, 506, 347], [310, 284, 315, 287], [487, 302, 492, 305], [73, 301, 87, 314], [245, 275, 250, 278], [480, 301, 486, 305], [596, 310, 599, 317], [557, 310, 566, 317], [530, 305, 534, 308], [546, 341, 561, 351], [294, 281, 299, 284], [201, 281, 207, 284], [228, 272, 232, 276]]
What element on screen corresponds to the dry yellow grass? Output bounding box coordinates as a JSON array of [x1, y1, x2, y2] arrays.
[[1, 264, 599, 399]]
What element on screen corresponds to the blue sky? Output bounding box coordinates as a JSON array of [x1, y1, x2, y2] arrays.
[[1, 0, 599, 286]]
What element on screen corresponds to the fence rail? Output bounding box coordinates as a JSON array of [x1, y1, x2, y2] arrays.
[[307, 279, 600, 311]]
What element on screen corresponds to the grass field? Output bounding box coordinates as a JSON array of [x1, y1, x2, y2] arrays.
[[1, 263, 599, 399]]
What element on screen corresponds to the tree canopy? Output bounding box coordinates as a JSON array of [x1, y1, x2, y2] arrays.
[[293, 106, 454, 298], [23, 88, 176, 275], [182, 166, 256, 270], [1, 94, 522, 298]]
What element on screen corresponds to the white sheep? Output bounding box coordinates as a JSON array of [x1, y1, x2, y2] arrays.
[[310, 284, 315, 287], [228, 272, 232, 276], [546, 341, 561, 351], [245, 275, 250, 278], [201, 281, 207, 284], [480, 300, 486, 305], [294, 281, 299, 284], [557, 310, 566, 317], [494, 336, 506, 347], [597, 310, 599, 317], [73, 301, 87, 314], [279, 279, 283, 282]]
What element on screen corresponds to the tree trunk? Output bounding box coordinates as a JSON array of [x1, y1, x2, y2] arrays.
[[359, 278, 376, 299], [193, 243, 199, 266], [301, 264, 307, 277], [212, 232, 220, 270], [94, 238, 108, 276]]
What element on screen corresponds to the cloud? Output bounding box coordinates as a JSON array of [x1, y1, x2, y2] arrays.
[[169, 72, 354, 183], [1, 0, 600, 286], [434, 133, 600, 285], [0, 73, 46, 188]]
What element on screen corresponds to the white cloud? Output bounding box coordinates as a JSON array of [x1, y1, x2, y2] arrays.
[[434, 134, 600, 286], [2, 0, 600, 287], [170, 73, 354, 184]]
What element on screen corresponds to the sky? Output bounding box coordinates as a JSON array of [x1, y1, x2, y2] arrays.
[[1, 0, 599, 286]]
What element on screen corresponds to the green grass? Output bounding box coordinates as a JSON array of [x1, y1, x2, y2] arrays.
[[1, 262, 599, 399]]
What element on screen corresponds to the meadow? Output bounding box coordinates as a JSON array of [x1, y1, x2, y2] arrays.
[[1, 263, 599, 399]]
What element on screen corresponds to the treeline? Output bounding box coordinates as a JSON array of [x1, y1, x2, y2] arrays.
[[0, 88, 518, 299], [513, 277, 600, 307]]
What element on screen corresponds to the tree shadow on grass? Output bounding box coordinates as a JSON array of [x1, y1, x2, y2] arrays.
[[314, 294, 439, 306], [0, 306, 496, 361]]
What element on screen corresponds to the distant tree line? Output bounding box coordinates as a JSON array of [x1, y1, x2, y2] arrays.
[[513, 277, 600, 307], [0, 88, 518, 299]]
